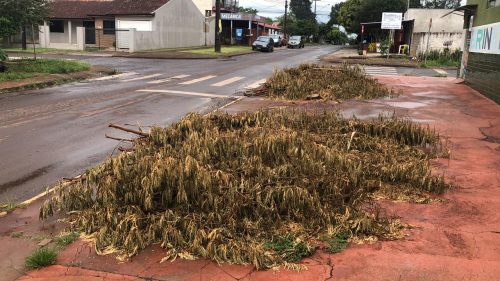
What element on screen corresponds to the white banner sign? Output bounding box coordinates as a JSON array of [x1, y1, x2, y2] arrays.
[[470, 22, 500, 55], [381, 13, 402, 30], [221, 13, 242, 20]]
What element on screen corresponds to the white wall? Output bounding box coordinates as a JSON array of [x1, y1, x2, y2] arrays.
[[49, 21, 70, 44], [128, 0, 212, 51], [39, 21, 84, 50], [413, 32, 463, 55], [405, 9, 464, 33], [405, 9, 464, 56], [191, 0, 213, 15]]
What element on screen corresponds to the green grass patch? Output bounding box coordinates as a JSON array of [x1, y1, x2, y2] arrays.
[[0, 202, 27, 213], [0, 72, 35, 82], [264, 235, 315, 262], [25, 248, 58, 269], [55, 232, 80, 248], [325, 232, 349, 253], [0, 59, 90, 83], [2, 48, 69, 54], [11, 231, 24, 238], [8, 59, 90, 74]]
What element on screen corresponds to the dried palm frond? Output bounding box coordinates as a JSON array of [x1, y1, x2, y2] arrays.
[[40, 109, 447, 269], [257, 63, 395, 101]]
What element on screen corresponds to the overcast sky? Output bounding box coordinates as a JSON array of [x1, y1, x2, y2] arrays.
[[239, 0, 344, 23], [238, 0, 466, 23]]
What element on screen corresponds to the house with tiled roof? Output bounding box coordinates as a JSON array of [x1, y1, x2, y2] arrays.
[[36, 0, 215, 51]]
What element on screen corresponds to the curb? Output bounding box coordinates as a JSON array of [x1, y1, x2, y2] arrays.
[[323, 58, 458, 70], [113, 51, 258, 60]]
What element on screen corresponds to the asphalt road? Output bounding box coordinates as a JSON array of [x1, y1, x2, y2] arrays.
[[0, 45, 339, 203]]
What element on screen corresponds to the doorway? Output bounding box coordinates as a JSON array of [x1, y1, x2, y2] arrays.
[[83, 21, 96, 44]]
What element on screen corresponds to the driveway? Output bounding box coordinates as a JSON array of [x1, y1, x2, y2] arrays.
[[0, 46, 338, 203]]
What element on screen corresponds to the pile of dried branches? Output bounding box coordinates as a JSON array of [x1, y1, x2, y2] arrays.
[[41, 110, 446, 269], [258, 63, 394, 100]]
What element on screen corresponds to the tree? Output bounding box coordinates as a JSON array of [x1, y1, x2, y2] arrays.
[[422, 0, 461, 8], [338, 0, 406, 33], [338, 0, 362, 33], [290, 0, 315, 21], [264, 17, 274, 24], [288, 0, 317, 38], [0, 0, 50, 50], [328, 3, 345, 26], [327, 28, 348, 45], [234, 6, 258, 15]]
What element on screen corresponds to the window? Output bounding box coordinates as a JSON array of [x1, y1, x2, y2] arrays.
[[103, 20, 115, 35], [49, 20, 64, 33]]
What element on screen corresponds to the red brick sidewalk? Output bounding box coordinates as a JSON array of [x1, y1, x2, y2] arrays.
[[10, 76, 500, 281]]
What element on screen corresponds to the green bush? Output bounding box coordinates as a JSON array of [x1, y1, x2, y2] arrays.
[[264, 235, 314, 262], [55, 232, 80, 248], [328, 29, 348, 45], [380, 37, 391, 55], [418, 49, 461, 68], [0, 49, 7, 62], [25, 248, 57, 269], [326, 232, 349, 253]]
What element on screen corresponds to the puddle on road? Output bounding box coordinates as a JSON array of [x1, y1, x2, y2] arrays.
[[383, 101, 430, 109]]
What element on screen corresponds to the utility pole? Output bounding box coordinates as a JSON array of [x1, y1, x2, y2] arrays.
[[312, 0, 320, 42], [313, 0, 321, 20], [215, 0, 221, 53], [284, 0, 288, 39]]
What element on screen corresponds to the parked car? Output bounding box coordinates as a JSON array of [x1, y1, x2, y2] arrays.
[[269, 35, 283, 47], [252, 36, 275, 52], [287, 36, 305, 49]]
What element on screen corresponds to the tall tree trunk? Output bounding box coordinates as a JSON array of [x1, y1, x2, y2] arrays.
[[22, 26, 27, 50], [32, 25, 37, 60]]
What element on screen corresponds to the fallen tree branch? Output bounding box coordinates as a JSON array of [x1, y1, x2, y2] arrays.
[[118, 147, 134, 152], [109, 124, 149, 137], [105, 134, 135, 142]]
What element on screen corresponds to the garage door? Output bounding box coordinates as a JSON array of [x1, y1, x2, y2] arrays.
[[116, 20, 153, 49]]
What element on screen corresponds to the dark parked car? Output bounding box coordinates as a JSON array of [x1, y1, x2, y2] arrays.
[[287, 36, 305, 49], [252, 36, 275, 52], [269, 35, 284, 47]]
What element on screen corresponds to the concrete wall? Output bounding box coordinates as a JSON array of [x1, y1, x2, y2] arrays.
[[39, 22, 84, 50], [410, 32, 463, 56], [462, 1, 500, 104], [71, 21, 83, 45], [405, 9, 463, 33], [94, 18, 116, 48], [49, 20, 71, 44], [129, 0, 212, 51], [405, 9, 464, 56], [192, 0, 213, 15], [467, 0, 500, 27], [466, 52, 500, 103]]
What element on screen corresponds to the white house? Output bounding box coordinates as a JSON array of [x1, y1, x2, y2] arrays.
[[36, 0, 215, 52]]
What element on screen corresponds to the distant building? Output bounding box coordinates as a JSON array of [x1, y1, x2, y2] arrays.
[[2, 0, 216, 52], [360, 9, 464, 56], [450, 1, 500, 103], [219, 13, 281, 45], [404, 9, 464, 57]]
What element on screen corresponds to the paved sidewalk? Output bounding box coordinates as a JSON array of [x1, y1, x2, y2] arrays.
[[6, 76, 500, 281]]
